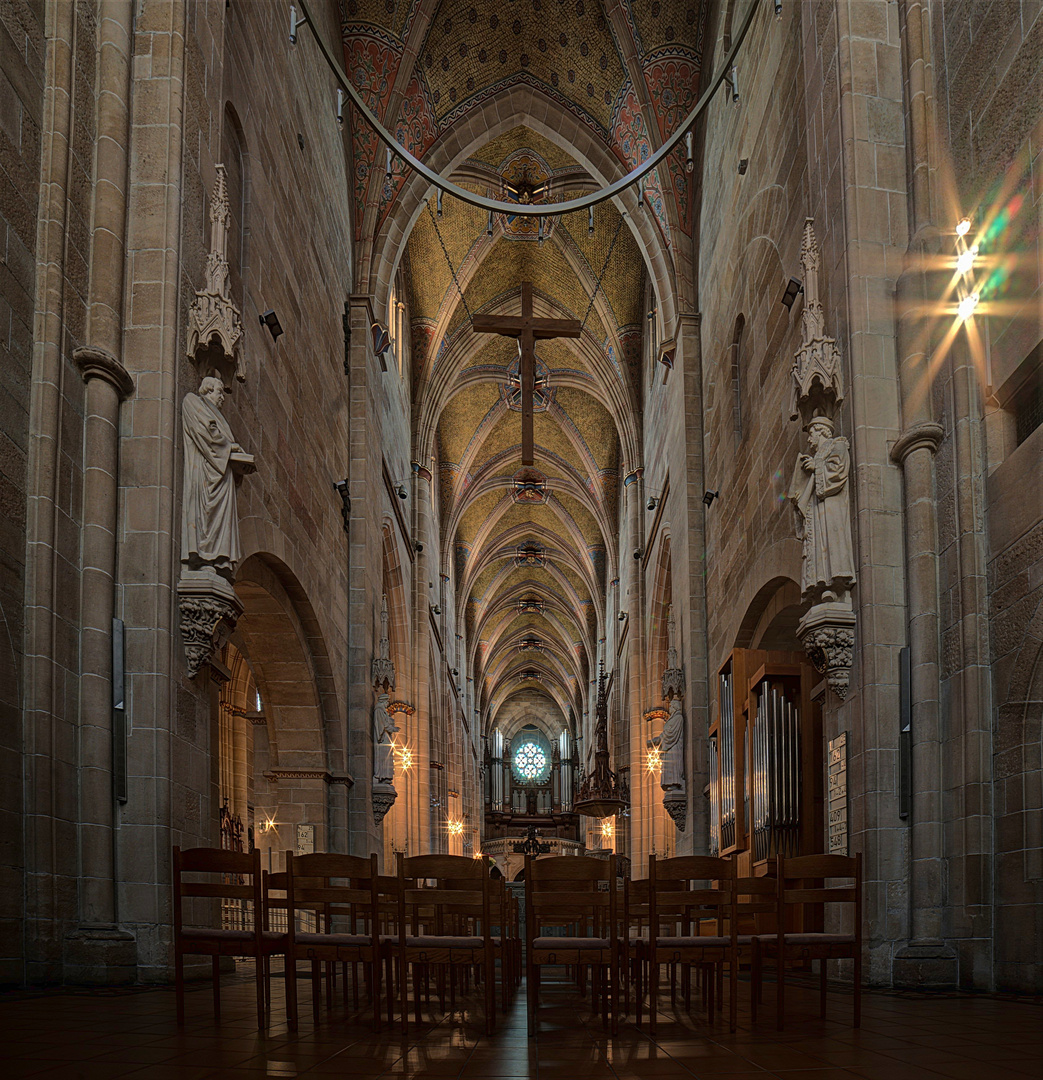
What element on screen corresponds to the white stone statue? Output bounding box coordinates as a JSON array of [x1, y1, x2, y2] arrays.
[[373, 692, 399, 785], [181, 376, 254, 579], [649, 697, 686, 796], [790, 415, 856, 603]]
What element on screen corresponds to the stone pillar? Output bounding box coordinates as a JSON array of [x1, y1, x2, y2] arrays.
[[677, 311, 708, 850], [624, 468, 648, 863], [346, 294, 383, 858], [61, 0, 138, 984], [65, 348, 136, 982], [410, 459, 434, 857]]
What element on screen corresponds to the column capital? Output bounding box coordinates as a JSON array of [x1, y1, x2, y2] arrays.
[[72, 346, 135, 400], [890, 422, 944, 465]]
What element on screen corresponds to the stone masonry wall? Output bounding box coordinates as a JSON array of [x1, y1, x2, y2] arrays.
[[0, 0, 44, 985]]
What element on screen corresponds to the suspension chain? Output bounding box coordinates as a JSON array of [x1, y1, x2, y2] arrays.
[[427, 201, 473, 322], [581, 212, 627, 332]]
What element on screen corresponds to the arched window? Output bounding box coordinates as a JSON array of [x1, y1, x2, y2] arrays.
[[731, 314, 745, 444]]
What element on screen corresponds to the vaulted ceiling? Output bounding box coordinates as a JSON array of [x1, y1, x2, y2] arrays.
[[341, 0, 711, 737]]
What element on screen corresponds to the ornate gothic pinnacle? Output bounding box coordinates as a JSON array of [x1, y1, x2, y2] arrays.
[[371, 593, 396, 692]]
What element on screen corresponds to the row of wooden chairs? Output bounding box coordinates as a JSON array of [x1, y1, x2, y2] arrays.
[[173, 848, 521, 1032], [524, 851, 862, 1035]]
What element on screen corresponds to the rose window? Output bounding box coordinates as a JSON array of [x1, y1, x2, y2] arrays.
[[513, 741, 548, 782]]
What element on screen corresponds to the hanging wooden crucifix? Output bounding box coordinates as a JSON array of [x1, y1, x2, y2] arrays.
[[471, 282, 582, 466]]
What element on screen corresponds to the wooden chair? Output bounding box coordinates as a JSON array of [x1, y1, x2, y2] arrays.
[[281, 852, 385, 1031], [397, 854, 498, 1035], [621, 876, 650, 1018], [639, 855, 738, 1034], [525, 854, 620, 1036], [172, 846, 286, 1027], [752, 852, 862, 1029]]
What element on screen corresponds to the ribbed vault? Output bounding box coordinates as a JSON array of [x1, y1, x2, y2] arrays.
[[341, 0, 711, 749]]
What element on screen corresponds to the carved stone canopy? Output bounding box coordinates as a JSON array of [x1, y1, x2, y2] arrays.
[[790, 219, 843, 426], [187, 165, 245, 384], [372, 593, 396, 692], [661, 605, 685, 700]]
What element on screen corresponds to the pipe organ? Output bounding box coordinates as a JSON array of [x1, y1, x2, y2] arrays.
[[710, 649, 823, 869]]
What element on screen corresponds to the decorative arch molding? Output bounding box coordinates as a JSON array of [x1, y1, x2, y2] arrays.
[[487, 673, 577, 733], [720, 542, 804, 665], [996, 596, 1043, 882], [420, 291, 640, 469], [647, 531, 673, 689], [470, 584, 594, 678], [365, 83, 679, 337], [459, 521, 604, 616], [442, 451, 618, 573], [379, 522, 411, 693], [233, 551, 341, 770]]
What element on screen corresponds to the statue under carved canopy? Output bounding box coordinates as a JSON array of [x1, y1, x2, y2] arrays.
[[181, 376, 254, 579]]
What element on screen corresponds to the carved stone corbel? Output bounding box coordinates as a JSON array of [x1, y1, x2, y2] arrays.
[[797, 601, 856, 700], [177, 570, 243, 679], [663, 798, 687, 832], [187, 165, 245, 382], [372, 786, 397, 825]]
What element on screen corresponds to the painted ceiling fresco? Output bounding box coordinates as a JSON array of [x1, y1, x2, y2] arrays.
[[341, 0, 709, 732]]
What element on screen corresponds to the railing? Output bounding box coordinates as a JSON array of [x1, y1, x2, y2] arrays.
[[481, 836, 584, 859]]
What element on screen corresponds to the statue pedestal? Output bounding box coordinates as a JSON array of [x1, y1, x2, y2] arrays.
[[797, 601, 856, 699], [372, 781, 397, 825], [177, 568, 243, 678], [663, 795, 687, 831]]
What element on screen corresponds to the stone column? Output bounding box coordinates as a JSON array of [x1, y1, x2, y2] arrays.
[[410, 459, 434, 857], [64, 349, 136, 982], [624, 468, 648, 863], [677, 311, 708, 850], [62, 0, 138, 984]]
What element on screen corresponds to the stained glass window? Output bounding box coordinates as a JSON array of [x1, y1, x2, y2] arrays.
[[514, 741, 547, 782]]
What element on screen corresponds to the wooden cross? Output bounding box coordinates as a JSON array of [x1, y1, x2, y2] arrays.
[[471, 282, 582, 466]]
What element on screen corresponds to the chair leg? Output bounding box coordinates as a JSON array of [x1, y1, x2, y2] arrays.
[[287, 956, 299, 1031], [526, 959, 536, 1037], [611, 960, 619, 1036], [312, 960, 321, 1024], [175, 950, 186, 1026], [750, 947, 758, 1024], [400, 953, 408, 1029], [776, 952, 785, 1032], [212, 956, 222, 1020], [820, 959, 828, 1018], [484, 953, 496, 1036], [649, 958, 659, 1036], [256, 952, 266, 1028], [371, 958, 382, 1033], [728, 957, 737, 1034], [854, 949, 862, 1028]]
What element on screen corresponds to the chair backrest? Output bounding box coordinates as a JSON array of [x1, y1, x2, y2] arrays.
[[776, 852, 861, 938], [173, 846, 263, 934], [648, 855, 736, 940], [287, 852, 380, 937], [397, 853, 491, 938], [525, 855, 618, 942], [624, 877, 651, 938]]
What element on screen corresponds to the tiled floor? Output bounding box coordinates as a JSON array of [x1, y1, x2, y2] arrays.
[[0, 967, 1039, 1080]]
